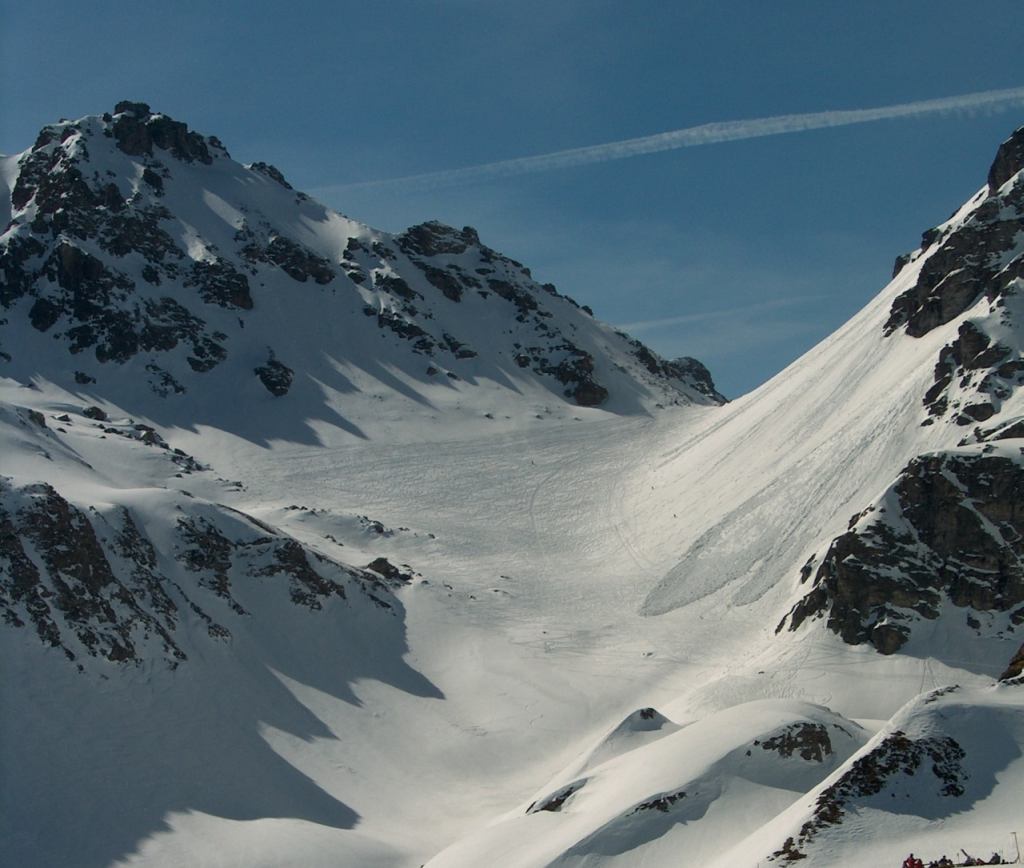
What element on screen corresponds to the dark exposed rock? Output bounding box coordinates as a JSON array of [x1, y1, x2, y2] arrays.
[[47, 241, 133, 316], [569, 379, 609, 407], [769, 730, 967, 864], [12, 133, 98, 219], [442, 333, 477, 359], [487, 277, 538, 319], [396, 221, 480, 257], [251, 539, 347, 609], [760, 723, 833, 762], [3, 103, 721, 433], [0, 480, 185, 664], [892, 251, 913, 278], [97, 207, 181, 261], [262, 236, 334, 285], [420, 264, 464, 302], [13, 239, 226, 370], [885, 132, 1024, 339], [82, 405, 107, 421], [176, 515, 243, 613], [343, 237, 368, 256], [340, 237, 369, 284], [254, 351, 294, 396], [0, 235, 46, 306], [373, 272, 418, 301], [526, 781, 585, 814], [537, 344, 608, 407], [780, 450, 1024, 653], [371, 240, 395, 261], [365, 557, 415, 584], [184, 258, 253, 309], [249, 161, 294, 190], [669, 356, 727, 403], [112, 102, 213, 164], [0, 487, 58, 648], [370, 309, 435, 353], [241, 230, 335, 285], [1000, 643, 1024, 680], [987, 126, 1024, 193], [90, 415, 204, 471], [923, 321, 1017, 420], [970, 416, 1024, 445], [631, 790, 687, 814], [144, 297, 227, 370], [141, 167, 164, 193]]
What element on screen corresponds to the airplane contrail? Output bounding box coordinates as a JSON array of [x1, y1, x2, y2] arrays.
[[321, 86, 1024, 194], [619, 295, 825, 333]]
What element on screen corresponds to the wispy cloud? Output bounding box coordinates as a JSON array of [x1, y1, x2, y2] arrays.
[[618, 295, 825, 333], [317, 86, 1024, 194]]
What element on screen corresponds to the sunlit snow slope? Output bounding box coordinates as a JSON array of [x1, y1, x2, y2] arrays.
[[3, 106, 1024, 868]]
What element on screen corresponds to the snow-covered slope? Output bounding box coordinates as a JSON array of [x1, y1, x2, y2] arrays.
[[726, 683, 1024, 868], [419, 126, 1024, 866], [4, 108, 1024, 868], [429, 700, 870, 868]]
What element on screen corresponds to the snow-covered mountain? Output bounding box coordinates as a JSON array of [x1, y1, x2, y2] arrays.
[[0, 101, 721, 445], [3, 106, 1024, 868]]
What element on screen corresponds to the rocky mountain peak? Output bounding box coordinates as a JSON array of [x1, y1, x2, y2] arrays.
[[875, 124, 1024, 436], [397, 220, 481, 257], [2, 101, 723, 438], [108, 100, 221, 164], [987, 125, 1024, 193], [668, 356, 726, 402]]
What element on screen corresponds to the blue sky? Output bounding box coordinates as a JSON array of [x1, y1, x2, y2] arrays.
[[3, 1, 1023, 396]]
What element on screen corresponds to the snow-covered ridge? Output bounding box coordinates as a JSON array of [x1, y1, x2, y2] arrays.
[[0, 395, 403, 670], [0, 101, 723, 448]]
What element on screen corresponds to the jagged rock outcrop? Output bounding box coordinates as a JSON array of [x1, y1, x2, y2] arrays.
[[109, 101, 216, 164], [988, 126, 1024, 193], [769, 727, 967, 864], [758, 722, 834, 762], [254, 350, 294, 396], [779, 449, 1024, 654], [0, 474, 394, 668], [885, 126, 1024, 431], [885, 128, 1024, 340], [669, 356, 726, 402], [0, 478, 188, 666], [1001, 643, 1024, 680], [526, 781, 586, 814]]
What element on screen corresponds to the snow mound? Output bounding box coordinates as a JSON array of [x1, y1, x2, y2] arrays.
[[428, 700, 867, 867], [731, 683, 1024, 868]]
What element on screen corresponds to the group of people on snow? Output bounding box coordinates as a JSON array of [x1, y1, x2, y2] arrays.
[[903, 852, 1007, 867]]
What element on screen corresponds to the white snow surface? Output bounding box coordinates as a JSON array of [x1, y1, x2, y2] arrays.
[[3, 114, 1024, 868]]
